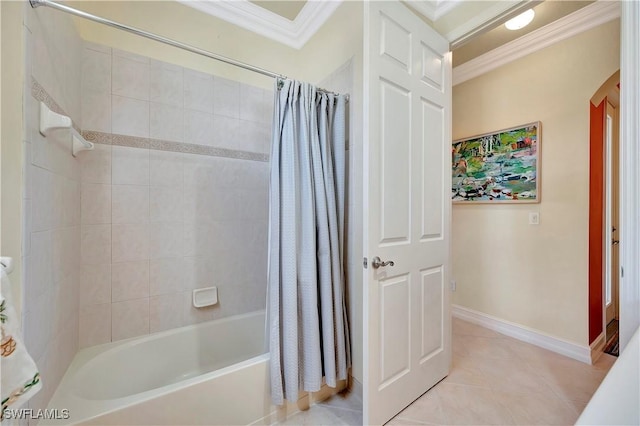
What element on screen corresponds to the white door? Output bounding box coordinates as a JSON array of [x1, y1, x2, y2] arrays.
[[363, 1, 452, 424]]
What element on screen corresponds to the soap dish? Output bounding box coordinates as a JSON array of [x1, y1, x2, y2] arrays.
[[193, 286, 218, 308]]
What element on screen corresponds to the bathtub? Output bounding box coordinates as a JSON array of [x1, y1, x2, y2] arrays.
[[46, 310, 277, 425]]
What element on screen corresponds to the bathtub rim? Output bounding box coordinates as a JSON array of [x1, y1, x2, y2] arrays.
[[47, 310, 268, 425]]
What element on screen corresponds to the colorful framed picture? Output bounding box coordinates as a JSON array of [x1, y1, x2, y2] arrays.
[[452, 122, 541, 203]]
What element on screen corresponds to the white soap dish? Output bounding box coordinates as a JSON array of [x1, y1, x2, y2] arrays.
[[193, 286, 218, 308]]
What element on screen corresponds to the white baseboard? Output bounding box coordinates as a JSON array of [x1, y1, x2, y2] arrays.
[[590, 332, 606, 364], [452, 304, 592, 364]]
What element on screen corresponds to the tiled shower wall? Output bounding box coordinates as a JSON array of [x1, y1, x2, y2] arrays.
[[78, 42, 272, 347], [22, 3, 83, 413]]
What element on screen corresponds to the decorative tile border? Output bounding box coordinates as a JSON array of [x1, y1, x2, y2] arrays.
[[83, 130, 269, 163], [32, 77, 269, 163], [31, 77, 81, 133]]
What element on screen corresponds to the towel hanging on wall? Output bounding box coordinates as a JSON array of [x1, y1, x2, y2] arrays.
[[1, 269, 42, 418]]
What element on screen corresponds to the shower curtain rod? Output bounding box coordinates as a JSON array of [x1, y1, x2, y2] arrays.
[[29, 0, 287, 80]]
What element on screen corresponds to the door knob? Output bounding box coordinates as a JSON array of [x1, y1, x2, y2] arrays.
[[371, 256, 395, 269]]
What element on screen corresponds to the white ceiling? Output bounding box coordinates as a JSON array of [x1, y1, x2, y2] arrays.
[[453, 0, 594, 66], [179, 0, 534, 50]]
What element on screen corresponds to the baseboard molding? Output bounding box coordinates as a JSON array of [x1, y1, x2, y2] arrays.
[[590, 332, 606, 364], [452, 304, 592, 364]]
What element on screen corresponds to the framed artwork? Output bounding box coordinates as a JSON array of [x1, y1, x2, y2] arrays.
[[452, 122, 541, 203]]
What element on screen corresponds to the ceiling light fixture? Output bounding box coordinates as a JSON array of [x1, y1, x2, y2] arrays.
[[504, 9, 535, 31]]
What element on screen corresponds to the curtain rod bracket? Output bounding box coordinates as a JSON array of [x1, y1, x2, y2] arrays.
[[29, 0, 45, 8]]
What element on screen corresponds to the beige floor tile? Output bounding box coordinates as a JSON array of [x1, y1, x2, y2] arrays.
[[288, 319, 614, 426], [493, 389, 579, 425], [477, 355, 556, 395], [542, 369, 606, 405], [443, 356, 492, 387], [394, 386, 450, 425], [591, 353, 617, 371], [461, 335, 520, 360], [318, 390, 363, 412], [386, 417, 432, 425], [329, 407, 363, 425], [564, 397, 590, 414], [452, 334, 470, 358], [275, 405, 347, 425], [505, 339, 571, 366], [437, 382, 516, 425]]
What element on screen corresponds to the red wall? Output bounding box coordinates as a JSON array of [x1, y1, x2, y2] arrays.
[[589, 100, 605, 344]]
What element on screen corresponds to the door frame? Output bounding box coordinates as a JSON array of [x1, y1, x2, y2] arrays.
[[619, 0, 640, 351]]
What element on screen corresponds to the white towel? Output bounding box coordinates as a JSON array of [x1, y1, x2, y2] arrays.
[[1, 269, 42, 418]]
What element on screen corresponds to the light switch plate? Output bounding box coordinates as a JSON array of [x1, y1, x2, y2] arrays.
[[529, 212, 540, 225]]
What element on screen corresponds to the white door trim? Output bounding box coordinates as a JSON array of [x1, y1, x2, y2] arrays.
[[619, 0, 640, 351]]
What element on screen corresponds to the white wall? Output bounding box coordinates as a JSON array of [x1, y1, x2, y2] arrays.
[[577, 326, 640, 425], [452, 20, 620, 345]]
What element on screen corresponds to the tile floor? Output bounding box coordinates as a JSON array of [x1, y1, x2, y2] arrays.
[[280, 317, 616, 425]]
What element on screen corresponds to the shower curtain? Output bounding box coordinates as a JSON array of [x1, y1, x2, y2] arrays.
[[268, 79, 350, 405]]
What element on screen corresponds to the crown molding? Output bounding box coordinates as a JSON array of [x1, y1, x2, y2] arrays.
[[406, 0, 464, 22], [453, 0, 621, 86], [433, 0, 463, 20], [178, 0, 342, 50], [408, 1, 437, 21]]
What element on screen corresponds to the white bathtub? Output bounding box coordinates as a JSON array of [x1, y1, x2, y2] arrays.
[[46, 311, 276, 425]]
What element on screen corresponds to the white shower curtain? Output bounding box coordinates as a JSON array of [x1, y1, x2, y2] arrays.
[[268, 79, 350, 405]]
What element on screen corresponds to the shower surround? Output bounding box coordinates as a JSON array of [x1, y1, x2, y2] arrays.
[[78, 42, 272, 347]]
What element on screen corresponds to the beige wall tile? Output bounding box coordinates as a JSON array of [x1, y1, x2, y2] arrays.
[[150, 59, 183, 108], [150, 258, 185, 296], [150, 293, 183, 333], [112, 146, 150, 185], [213, 77, 240, 119], [112, 298, 150, 341], [112, 184, 149, 224], [149, 222, 183, 259], [112, 260, 150, 302], [150, 102, 183, 142], [184, 69, 213, 114], [112, 95, 150, 138], [150, 150, 183, 188], [81, 224, 112, 265], [150, 186, 183, 223], [80, 263, 112, 307], [112, 50, 149, 101], [112, 223, 150, 262], [81, 183, 111, 225], [80, 143, 112, 184]]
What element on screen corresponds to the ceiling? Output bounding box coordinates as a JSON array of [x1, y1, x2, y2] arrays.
[[249, 1, 307, 21], [452, 0, 594, 67], [181, 0, 598, 56]]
